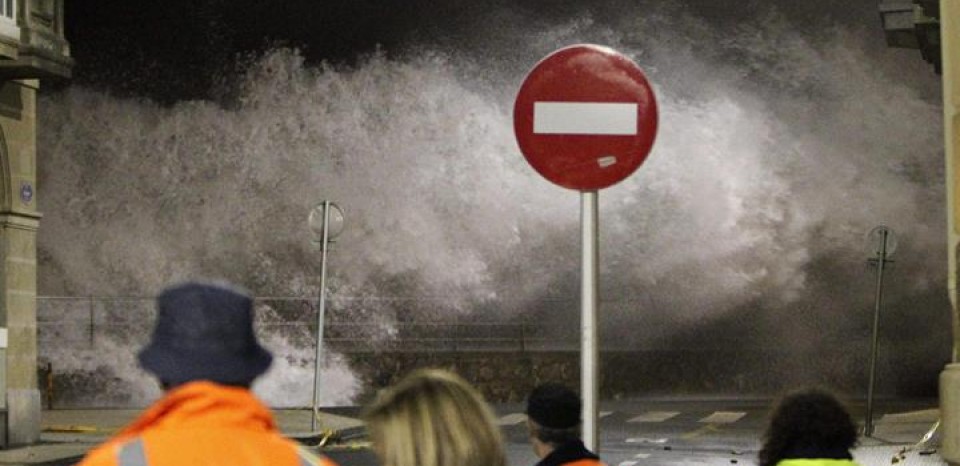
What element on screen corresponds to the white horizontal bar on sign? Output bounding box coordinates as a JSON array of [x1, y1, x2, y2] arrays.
[[534, 102, 638, 135]]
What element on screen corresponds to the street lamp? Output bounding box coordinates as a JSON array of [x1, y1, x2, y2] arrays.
[[307, 201, 344, 432], [864, 225, 896, 436]]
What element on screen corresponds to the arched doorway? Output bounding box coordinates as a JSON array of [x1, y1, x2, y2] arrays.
[[0, 79, 43, 446]]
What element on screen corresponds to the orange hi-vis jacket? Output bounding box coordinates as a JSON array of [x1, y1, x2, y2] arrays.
[[77, 381, 336, 466]]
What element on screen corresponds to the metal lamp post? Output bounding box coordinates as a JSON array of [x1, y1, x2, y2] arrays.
[[307, 201, 344, 432], [864, 225, 896, 437]]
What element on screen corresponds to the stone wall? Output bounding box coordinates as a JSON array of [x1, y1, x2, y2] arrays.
[[345, 347, 936, 404]]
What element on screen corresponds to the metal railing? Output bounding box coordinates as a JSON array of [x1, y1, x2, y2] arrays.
[[36, 296, 580, 353]]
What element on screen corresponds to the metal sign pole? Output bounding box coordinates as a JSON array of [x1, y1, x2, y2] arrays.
[[311, 200, 331, 432], [865, 228, 890, 437], [513, 45, 658, 455], [581, 191, 599, 451]]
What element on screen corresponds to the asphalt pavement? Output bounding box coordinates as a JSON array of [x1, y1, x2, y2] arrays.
[[0, 398, 947, 466]]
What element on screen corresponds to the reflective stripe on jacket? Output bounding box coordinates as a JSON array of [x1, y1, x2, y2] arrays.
[[115, 437, 321, 466], [77, 381, 336, 466]]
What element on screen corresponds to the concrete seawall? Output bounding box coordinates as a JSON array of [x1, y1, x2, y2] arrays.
[[347, 349, 943, 404], [40, 348, 943, 408]]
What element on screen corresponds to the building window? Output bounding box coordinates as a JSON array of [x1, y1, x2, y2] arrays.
[[0, 0, 13, 21], [0, 0, 17, 41]]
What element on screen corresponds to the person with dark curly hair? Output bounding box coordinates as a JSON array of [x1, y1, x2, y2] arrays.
[[758, 388, 861, 466]]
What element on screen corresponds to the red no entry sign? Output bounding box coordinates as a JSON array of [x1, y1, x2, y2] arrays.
[[513, 44, 658, 191]]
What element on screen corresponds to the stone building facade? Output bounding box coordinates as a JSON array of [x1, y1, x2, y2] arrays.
[[0, 0, 70, 447]]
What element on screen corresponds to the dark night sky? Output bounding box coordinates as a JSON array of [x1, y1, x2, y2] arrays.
[[63, 0, 515, 101], [61, 0, 917, 103]]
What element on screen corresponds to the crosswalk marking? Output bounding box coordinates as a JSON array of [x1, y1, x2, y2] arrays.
[[625, 437, 669, 444], [628, 411, 680, 423], [633, 454, 651, 459], [698, 411, 746, 424], [500, 410, 612, 425], [618, 461, 638, 466], [682, 424, 721, 439], [501, 409, 750, 427], [498, 413, 527, 425]]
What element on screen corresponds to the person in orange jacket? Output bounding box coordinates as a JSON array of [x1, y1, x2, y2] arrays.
[[526, 383, 604, 466], [76, 281, 337, 466]]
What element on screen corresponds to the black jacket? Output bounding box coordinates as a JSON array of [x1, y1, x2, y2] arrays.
[[535, 440, 602, 466]]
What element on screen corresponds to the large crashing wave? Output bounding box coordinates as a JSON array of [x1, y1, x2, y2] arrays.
[[36, 5, 947, 405]]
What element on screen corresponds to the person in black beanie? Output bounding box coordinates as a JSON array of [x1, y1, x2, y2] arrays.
[[526, 383, 604, 466]]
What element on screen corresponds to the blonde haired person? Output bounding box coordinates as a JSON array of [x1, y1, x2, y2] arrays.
[[364, 369, 507, 466]]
